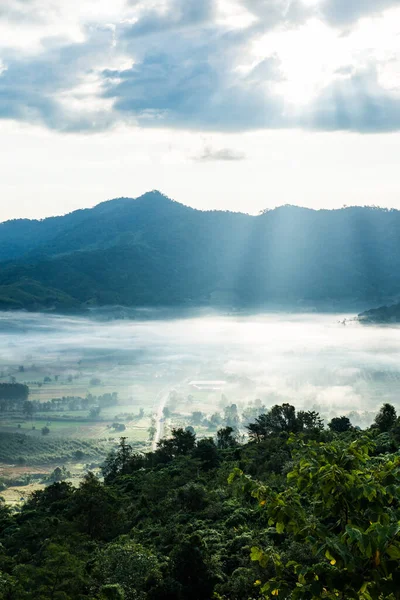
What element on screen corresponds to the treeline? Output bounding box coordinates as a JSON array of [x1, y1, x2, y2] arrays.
[[1, 403, 400, 598], [0, 392, 118, 416], [33, 392, 118, 412], [0, 383, 29, 411], [0, 383, 29, 402]]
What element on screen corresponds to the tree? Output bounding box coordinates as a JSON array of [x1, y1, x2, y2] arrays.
[[157, 428, 196, 458], [373, 403, 397, 433], [14, 543, 86, 599], [177, 483, 208, 511], [111, 422, 126, 432], [171, 533, 217, 600], [148, 425, 157, 441], [232, 436, 400, 599], [100, 584, 125, 599], [102, 437, 133, 482], [70, 472, 121, 539], [217, 426, 237, 449], [22, 400, 34, 418], [247, 404, 300, 441], [224, 404, 239, 428], [297, 410, 324, 432], [89, 405, 101, 419], [47, 466, 70, 483], [328, 415, 352, 433], [191, 411, 204, 425], [94, 540, 161, 599], [192, 438, 219, 470], [210, 412, 223, 427]]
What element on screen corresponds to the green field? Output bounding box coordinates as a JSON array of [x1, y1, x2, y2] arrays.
[[0, 431, 110, 466]]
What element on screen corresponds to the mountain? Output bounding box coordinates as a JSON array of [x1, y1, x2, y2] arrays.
[[1, 191, 400, 311], [358, 303, 400, 323]]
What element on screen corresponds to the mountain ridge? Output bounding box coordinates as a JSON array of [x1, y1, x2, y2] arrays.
[[1, 192, 400, 312]]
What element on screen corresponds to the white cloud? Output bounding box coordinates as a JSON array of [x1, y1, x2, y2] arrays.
[[0, 0, 399, 133], [193, 146, 246, 161], [1, 0, 400, 218]]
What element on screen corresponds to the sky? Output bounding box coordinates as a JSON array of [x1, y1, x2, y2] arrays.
[[1, 0, 400, 220]]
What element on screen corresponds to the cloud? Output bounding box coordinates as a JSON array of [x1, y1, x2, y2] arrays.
[[0, 0, 399, 134], [0, 27, 116, 131], [102, 57, 284, 131], [239, 0, 400, 29], [103, 11, 284, 132], [0, 0, 286, 133], [123, 0, 215, 37], [320, 0, 400, 27], [193, 146, 246, 161], [305, 66, 400, 133], [240, 0, 311, 29], [0, 0, 41, 22]]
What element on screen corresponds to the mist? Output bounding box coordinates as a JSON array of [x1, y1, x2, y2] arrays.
[[1, 309, 399, 428]]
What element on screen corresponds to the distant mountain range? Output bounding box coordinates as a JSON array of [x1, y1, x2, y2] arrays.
[[1, 191, 400, 312]]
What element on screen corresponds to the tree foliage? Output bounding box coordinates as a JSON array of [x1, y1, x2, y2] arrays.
[[0, 403, 399, 599]]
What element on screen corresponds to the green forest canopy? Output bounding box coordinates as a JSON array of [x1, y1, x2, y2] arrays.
[[1, 402, 400, 598]]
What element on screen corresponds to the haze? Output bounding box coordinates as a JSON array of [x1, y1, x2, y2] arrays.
[[2, 309, 399, 430]]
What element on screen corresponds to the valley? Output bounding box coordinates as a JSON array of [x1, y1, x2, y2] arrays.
[[2, 308, 400, 503]]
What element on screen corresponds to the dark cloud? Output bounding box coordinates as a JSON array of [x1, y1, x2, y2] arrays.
[[193, 147, 247, 161]]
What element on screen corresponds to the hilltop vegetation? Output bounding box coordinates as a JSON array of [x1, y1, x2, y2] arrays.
[[359, 302, 400, 324], [1, 403, 400, 599], [1, 192, 400, 310]]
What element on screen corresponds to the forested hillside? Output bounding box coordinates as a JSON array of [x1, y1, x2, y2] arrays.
[[1, 192, 400, 310], [359, 302, 400, 323], [1, 403, 400, 599]]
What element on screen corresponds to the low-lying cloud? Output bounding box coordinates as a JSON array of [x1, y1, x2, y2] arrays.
[[1, 310, 400, 424]]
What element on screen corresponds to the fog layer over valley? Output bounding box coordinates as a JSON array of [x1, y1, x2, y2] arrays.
[[1, 309, 400, 436]]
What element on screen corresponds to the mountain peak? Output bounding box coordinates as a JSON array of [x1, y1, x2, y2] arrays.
[[136, 190, 175, 203], [93, 190, 177, 212]]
